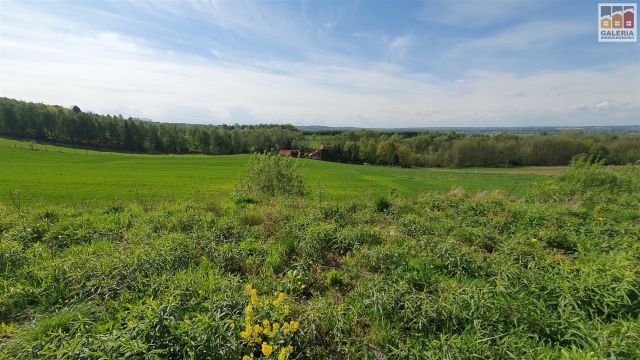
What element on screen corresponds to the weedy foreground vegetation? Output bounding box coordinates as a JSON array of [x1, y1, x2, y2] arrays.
[[0, 156, 639, 358]]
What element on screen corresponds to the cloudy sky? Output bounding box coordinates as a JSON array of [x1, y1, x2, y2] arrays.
[[1, 0, 639, 127]]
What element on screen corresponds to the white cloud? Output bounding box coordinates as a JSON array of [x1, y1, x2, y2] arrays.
[[210, 49, 222, 59], [449, 20, 590, 55], [1, 1, 638, 127], [386, 35, 414, 60], [420, 0, 543, 28]]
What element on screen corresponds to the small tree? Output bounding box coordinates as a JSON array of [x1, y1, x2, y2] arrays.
[[235, 153, 306, 198]]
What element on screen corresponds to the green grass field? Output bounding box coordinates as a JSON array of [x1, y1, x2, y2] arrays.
[[1, 162, 639, 358], [0, 137, 548, 205]]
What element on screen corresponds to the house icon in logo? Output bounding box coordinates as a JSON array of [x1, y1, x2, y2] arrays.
[[600, 5, 612, 28], [624, 6, 635, 28], [612, 6, 624, 28]]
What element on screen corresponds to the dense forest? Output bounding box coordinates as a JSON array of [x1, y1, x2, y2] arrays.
[[2, 97, 639, 166], [314, 130, 640, 167], [0, 97, 302, 154]]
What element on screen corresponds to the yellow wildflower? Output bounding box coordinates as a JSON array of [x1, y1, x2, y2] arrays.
[[273, 291, 285, 306], [283, 304, 290, 315], [243, 355, 252, 360], [272, 322, 280, 333], [250, 289, 261, 307], [290, 321, 299, 331], [597, 217, 604, 221], [262, 342, 273, 356], [239, 328, 251, 340], [253, 324, 262, 336], [230, 323, 236, 329], [245, 305, 253, 314], [530, 238, 538, 244], [245, 284, 253, 293], [283, 322, 290, 335], [278, 345, 293, 360]]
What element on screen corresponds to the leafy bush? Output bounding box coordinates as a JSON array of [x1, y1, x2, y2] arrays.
[[235, 153, 307, 198], [373, 195, 392, 213]]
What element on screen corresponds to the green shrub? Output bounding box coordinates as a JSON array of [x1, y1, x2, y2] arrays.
[[235, 153, 307, 198], [374, 195, 392, 213]]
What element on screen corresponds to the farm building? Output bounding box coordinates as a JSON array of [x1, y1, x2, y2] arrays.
[[308, 149, 321, 160], [278, 149, 300, 157]]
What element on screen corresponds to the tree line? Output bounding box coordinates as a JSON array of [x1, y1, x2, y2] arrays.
[[0, 97, 301, 154], [2, 97, 639, 166], [313, 129, 640, 167]]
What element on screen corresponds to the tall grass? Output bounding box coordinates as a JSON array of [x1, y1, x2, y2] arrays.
[[0, 164, 638, 358]]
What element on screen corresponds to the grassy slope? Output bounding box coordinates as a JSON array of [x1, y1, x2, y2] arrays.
[[1, 164, 638, 358], [0, 137, 546, 205]]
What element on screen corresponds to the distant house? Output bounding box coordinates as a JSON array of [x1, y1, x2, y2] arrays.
[[308, 149, 321, 160], [624, 8, 634, 28], [278, 149, 300, 157]]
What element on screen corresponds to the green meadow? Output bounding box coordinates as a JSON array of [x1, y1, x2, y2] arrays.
[[1, 156, 638, 359], [0, 137, 547, 205]]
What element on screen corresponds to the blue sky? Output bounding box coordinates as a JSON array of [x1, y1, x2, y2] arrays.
[[1, 0, 638, 127]]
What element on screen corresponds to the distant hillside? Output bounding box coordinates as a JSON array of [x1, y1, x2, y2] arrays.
[[297, 125, 640, 135]]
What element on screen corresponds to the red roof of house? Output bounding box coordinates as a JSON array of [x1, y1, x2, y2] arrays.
[[308, 149, 321, 157]]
